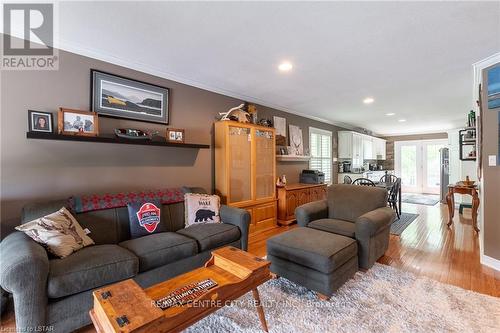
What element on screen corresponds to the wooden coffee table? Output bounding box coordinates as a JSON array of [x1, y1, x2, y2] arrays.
[[89, 246, 271, 333]]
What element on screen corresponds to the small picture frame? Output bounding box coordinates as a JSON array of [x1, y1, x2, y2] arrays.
[[58, 108, 99, 136], [166, 128, 185, 143], [28, 110, 53, 133]]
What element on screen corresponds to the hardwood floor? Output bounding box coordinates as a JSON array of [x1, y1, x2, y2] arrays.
[[1, 202, 498, 332], [249, 202, 500, 297]]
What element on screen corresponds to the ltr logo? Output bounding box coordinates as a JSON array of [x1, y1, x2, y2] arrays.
[[3, 3, 53, 55], [2, 3, 58, 70]]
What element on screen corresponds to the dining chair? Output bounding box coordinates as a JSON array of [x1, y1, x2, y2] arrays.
[[380, 174, 398, 183], [388, 177, 402, 219], [343, 175, 352, 184], [352, 178, 376, 186]]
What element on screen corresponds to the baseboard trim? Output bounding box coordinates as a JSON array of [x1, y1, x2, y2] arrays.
[[480, 253, 500, 271]]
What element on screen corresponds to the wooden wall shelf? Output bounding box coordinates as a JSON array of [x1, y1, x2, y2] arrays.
[[26, 132, 210, 149], [276, 155, 311, 162]]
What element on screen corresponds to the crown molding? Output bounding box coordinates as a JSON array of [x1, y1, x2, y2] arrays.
[[57, 38, 359, 131]]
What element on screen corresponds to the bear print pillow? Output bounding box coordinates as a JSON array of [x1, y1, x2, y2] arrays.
[[184, 193, 221, 228], [127, 200, 167, 239]]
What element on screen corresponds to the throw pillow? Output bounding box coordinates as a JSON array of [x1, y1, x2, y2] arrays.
[[15, 207, 94, 258], [184, 193, 221, 227], [127, 200, 167, 238]]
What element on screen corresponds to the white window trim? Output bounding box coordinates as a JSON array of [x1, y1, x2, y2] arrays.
[[309, 127, 333, 184]]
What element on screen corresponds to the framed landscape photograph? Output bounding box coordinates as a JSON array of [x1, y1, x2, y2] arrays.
[[28, 110, 53, 133], [58, 108, 99, 137], [91, 70, 169, 124]]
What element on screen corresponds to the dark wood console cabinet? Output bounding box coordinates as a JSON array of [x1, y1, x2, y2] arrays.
[[276, 183, 328, 226]]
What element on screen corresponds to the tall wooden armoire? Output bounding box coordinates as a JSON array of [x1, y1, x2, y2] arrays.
[[214, 121, 276, 233]]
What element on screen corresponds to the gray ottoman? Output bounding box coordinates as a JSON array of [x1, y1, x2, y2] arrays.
[[267, 227, 358, 298]]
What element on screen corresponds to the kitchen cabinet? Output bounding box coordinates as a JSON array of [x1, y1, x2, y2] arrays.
[[351, 133, 363, 168], [338, 131, 363, 167], [338, 132, 353, 159], [373, 137, 387, 160], [363, 137, 376, 160], [338, 131, 386, 163]]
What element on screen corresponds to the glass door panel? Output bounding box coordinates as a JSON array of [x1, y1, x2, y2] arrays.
[[228, 126, 252, 203], [396, 139, 448, 194], [423, 142, 446, 194], [397, 143, 420, 193], [255, 129, 274, 199]]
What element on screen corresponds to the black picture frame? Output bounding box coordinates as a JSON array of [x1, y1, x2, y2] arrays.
[[90, 69, 169, 124], [28, 110, 53, 133]]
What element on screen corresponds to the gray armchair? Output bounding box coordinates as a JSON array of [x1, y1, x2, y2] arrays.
[[296, 184, 394, 269]]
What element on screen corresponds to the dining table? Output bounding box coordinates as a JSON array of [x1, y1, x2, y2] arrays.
[[375, 181, 401, 214]]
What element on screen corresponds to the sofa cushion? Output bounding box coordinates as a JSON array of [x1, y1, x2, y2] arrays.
[[327, 184, 388, 222], [176, 223, 241, 252], [119, 232, 197, 272], [307, 218, 356, 238], [267, 227, 357, 274], [127, 200, 167, 239], [48, 244, 138, 298], [16, 207, 95, 258]]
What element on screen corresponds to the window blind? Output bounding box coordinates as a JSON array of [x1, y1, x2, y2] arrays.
[[309, 127, 332, 183]]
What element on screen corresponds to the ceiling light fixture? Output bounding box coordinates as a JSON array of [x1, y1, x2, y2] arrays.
[[398, 119, 407, 122], [363, 97, 375, 104], [385, 113, 395, 116], [278, 61, 293, 72]]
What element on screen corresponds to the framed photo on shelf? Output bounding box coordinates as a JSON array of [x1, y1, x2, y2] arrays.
[[28, 110, 53, 133], [58, 108, 99, 136], [166, 128, 185, 143], [91, 70, 169, 124]]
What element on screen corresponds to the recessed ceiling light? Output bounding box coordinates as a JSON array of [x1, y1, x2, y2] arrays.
[[278, 61, 293, 71], [385, 113, 396, 116], [398, 119, 407, 122], [363, 97, 375, 104]]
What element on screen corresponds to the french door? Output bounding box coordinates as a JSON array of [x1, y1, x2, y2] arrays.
[[395, 139, 447, 194]]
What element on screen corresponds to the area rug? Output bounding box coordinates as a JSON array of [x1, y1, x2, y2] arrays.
[[390, 212, 419, 235], [401, 193, 440, 206], [185, 263, 500, 333]]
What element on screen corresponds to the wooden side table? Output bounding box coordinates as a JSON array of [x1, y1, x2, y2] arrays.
[[446, 184, 479, 232]]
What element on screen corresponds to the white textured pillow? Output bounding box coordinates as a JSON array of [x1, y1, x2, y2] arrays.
[[15, 207, 94, 258], [184, 193, 221, 227]]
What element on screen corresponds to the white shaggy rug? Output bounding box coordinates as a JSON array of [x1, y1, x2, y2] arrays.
[[185, 263, 500, 333]]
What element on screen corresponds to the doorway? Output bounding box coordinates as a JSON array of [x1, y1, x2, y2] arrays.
[[395, 139, 447, 194]]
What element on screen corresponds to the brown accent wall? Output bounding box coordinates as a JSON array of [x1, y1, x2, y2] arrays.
[[382, 132, 449, 170], [481, 64, 500, 261], [0, 43, 344, 237]]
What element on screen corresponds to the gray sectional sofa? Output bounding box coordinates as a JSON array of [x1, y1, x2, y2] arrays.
[[0, 188, 250, 333]]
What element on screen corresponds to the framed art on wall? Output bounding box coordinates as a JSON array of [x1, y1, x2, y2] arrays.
[[166, 128, 185, 143], [28, 110, 53, 133], [288, 125, 304, 155], [58, 108, 99, 136], [91, 70, 169, 124], [487, 65, 500, 109]]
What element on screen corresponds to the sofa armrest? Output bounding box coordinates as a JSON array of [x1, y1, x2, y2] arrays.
[[355, 207, 394, 238], [0, 232, 49, 330], [295, 199, 328, 227], [220, 205, 250, 251]]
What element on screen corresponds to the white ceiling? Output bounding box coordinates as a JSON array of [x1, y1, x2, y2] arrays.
[[22, 2, 500, 135]]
